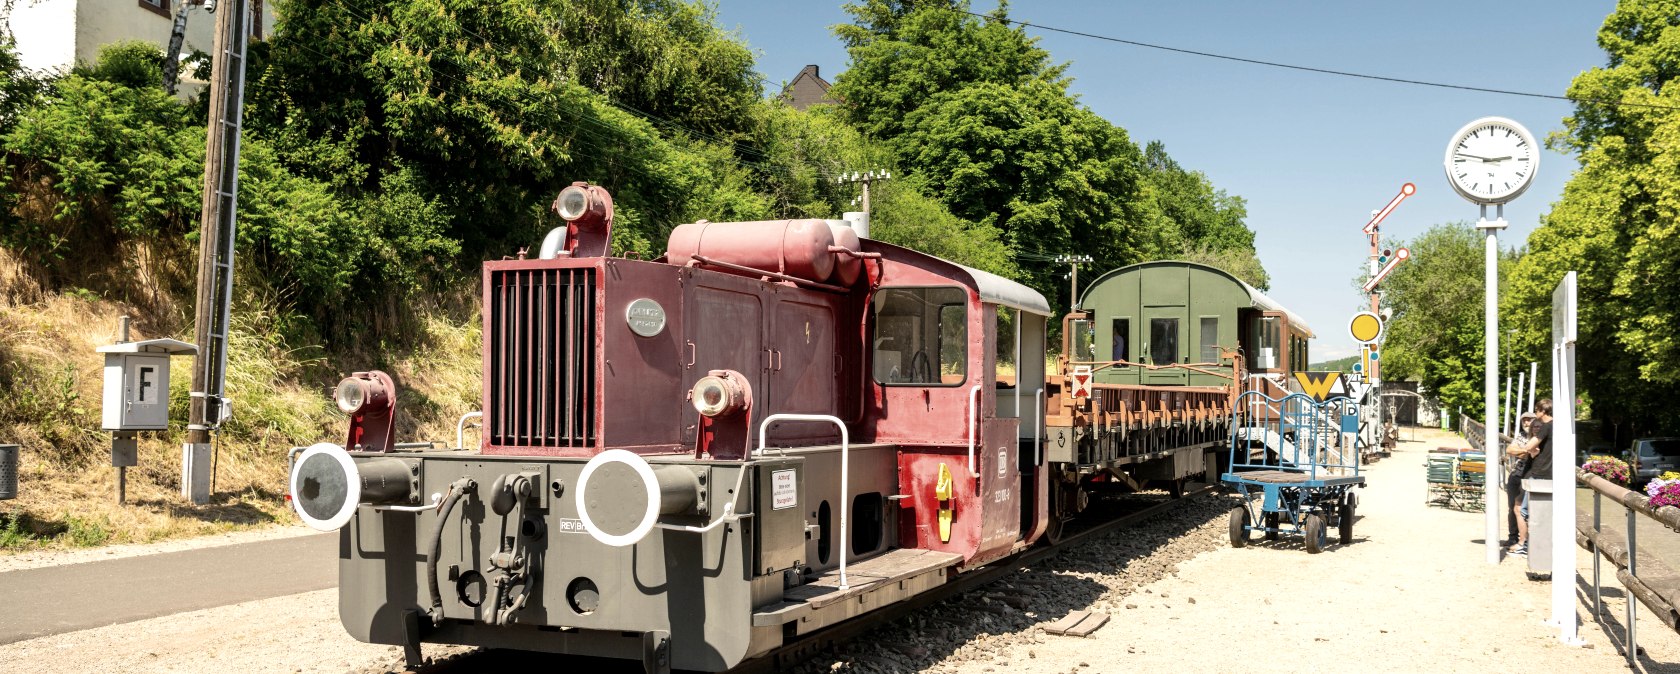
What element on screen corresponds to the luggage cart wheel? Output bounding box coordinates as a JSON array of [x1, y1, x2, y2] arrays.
[[1304, 513, 1327, 554], [1229, 506, 1250, 548]]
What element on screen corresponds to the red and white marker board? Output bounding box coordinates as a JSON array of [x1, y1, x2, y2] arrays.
[[1071, 366, 1093, 399]]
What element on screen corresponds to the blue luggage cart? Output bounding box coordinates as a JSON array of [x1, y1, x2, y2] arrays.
[[1222, 392, 1365, 553]]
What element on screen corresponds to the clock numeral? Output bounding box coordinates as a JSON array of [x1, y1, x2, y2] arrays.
[[1459, 142, 1468, 149], [1458, 172, 1468, 179], [1504, 182, 1511, 190], [1471, 183, 1479, 191], [1518, 158, 1530, 161]]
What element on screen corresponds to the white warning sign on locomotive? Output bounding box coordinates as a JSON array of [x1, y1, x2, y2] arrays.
[[771, 469, 797, 510], [1071, 365, 1093, 399]]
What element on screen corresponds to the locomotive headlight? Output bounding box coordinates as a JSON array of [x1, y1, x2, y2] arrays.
[[690, 370, 750, 418], [555, 185, 590, 221], [335, 377, 368, 414]]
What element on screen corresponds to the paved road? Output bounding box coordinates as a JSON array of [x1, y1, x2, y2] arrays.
[[0, 533, 336, 645]]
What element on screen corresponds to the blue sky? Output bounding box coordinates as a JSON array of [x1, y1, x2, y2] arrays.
[[715, 1, 1616, 361]]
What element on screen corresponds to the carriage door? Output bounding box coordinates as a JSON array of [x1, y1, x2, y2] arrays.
[[1142, 306, 1187, 386]]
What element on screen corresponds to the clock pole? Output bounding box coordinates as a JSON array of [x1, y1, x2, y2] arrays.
[[1477, 203, 1504, 567]]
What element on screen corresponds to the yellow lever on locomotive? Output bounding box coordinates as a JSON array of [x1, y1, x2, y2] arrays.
[[935, 463, 954, 543]]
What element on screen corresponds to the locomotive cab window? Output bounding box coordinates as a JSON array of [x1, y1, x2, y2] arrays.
[[1070, 318, 1094, 362], [873, 287, 968, 386]]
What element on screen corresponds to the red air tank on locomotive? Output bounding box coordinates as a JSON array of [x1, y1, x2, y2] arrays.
[[288, 184, 1055, 672]]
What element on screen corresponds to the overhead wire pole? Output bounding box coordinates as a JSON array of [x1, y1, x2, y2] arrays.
[[836, 169, 891, 216], [185, 0, 252, 505], [1054, 254, 1093, 311]]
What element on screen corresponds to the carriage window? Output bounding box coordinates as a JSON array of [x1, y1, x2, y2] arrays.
[[873, 287, 968, 386], [1070, 318, 1094, 362], [1200, 317, 1219, 363], [1111, 318, 1129, 365], [995, 306, 1017, 388], [1150, 318, 1178, 365]]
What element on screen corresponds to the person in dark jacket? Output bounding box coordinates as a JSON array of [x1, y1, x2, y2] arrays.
[[1505, 399, 1553, 556]]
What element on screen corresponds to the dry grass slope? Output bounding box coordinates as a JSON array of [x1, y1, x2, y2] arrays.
[[0, 249, 482, 552]]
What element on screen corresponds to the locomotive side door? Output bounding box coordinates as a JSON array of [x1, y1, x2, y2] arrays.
[[683, 278, 766, 451], [976, 303, 1021, 563]]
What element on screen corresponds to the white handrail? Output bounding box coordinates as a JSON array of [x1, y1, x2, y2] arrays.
[[757, 413, 852, 589], [457, 411, 483, 449], [1034, 387, 1044, 466], [967, 385, 981, 477]]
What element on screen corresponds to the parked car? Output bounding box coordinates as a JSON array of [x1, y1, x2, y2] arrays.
[[1630, 437, 1680, 484]]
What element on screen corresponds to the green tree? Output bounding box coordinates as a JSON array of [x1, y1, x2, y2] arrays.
[[1507, 0, 1680, 434], [830, 0, 1264, 310]]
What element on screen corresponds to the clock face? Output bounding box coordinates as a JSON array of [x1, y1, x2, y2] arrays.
[[1443, 117, 1538, 205]]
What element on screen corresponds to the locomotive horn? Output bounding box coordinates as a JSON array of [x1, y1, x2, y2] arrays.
[[289, 442, 417, 531], [574, 449, 701, 547]]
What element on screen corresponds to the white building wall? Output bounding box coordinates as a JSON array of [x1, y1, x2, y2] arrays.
[[9, 0, 78, 74], [8, 1, 275, 78]]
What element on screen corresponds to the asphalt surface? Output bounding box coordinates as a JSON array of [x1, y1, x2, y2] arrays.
[[0, 533, 336, 645]]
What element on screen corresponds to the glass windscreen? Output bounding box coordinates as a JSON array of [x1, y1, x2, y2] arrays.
[[1112, 318, 1129, 365], [873, 287, 968, 386], [1200, 317, 1219, 363], [1071, 319, 1094, 362], [1150, 318, 1178, 365]]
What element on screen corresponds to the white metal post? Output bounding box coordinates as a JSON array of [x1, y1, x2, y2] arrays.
[[1551, 272, 1581, 644], [1512, 373, 1525, 437], [1526, 361, 1538, 415], [1513, 372, 1525, 433], [1482, 206, 1503, 564]]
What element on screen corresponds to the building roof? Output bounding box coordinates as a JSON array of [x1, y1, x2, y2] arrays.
[[783, 64, 838, 111]]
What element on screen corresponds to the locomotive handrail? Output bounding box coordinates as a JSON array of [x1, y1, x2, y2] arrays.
[[457, 411, 482, 449], [1063, 358, 1237, 381], [689, 254, 850, 293], [757, 413, 853, 590], [1035, 387, 1044, 467], [967, 385, 981, 477], [370, 492, 443, 512]]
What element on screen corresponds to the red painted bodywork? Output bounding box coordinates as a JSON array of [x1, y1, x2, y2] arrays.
[[476, 223, 1043, 566]]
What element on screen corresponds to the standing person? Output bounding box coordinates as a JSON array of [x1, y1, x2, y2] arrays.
[[1506, 399, 1554, 556], [1504, 413, 1537, 549]]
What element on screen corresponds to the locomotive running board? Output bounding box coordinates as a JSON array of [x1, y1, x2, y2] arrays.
[[751, 548, 963, 633]]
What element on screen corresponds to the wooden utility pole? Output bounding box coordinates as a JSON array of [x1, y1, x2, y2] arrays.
[[837, 170, 891, 217], [185, 0, 251, 505], [1055, 254, 1093, 310]]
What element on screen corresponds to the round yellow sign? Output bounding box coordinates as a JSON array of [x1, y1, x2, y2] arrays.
[[1349, 312, 1383, 344]]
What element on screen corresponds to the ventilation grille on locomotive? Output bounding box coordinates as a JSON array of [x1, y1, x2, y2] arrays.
[[488, 267, 596, 448]]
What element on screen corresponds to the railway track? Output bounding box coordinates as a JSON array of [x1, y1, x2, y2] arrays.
[[406, 484, 1221, 674]]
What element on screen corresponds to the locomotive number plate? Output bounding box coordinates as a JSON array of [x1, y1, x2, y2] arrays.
[[626, 298, 666, 337], [771, 469, 797, 510]]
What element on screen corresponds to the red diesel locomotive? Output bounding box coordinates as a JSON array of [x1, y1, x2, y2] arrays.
[[289, 183, 1066, 672]]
